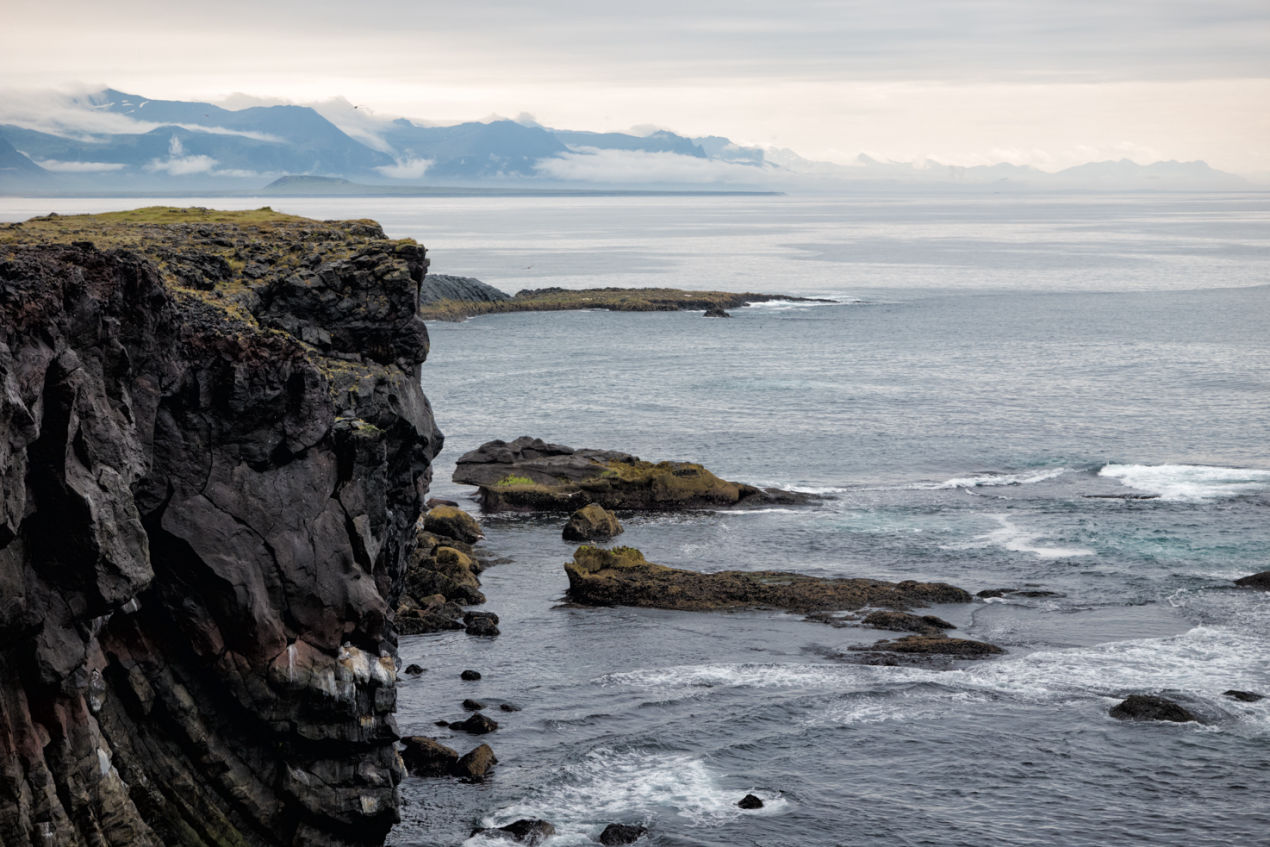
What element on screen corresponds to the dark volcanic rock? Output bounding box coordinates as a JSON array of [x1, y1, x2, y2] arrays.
[[461, 669, 482, 680], [418, 273, 509, 305], [453, 744, 497, 782], [1223, 690, 1265, 702], [462, 699, 486, 711], [401, 736, 459, 777], [1109, 694, 1200, 723], [481, 819, 556, 844], [404, 664, 425, 675], [454, 436, 817, 512], [856, 635, 1005, 658], [1233, 570, 1270, 591], [565, 546, 971, 613], [737, 794, 764, 809], [599, 823, 649, 844], [862, 610, 954, 634], [464, 610, 501, 637], [703, 306, 731, 318], [0, 213, 442, 845], [563, 503, 625, 541], [451, 713, 499, 734]]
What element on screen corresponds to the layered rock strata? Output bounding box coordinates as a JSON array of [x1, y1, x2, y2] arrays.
[[0, 208, 442, 846]]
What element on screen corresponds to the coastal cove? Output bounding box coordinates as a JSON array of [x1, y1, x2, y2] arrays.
[[1, 192, 1268, 847]]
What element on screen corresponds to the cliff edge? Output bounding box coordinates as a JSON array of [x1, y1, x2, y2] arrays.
[[0, 207, 442, 846]]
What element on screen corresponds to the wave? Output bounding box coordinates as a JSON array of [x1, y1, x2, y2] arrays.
[[944, 514, 1094, 559], [909, 468, 1069, 490], [465, 748, 788, 845], [743, 297, 854, 311], [1099, 463, 1270, 502]]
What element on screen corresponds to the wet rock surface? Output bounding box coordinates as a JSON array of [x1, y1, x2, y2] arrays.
[[1223, 689, 1265, 703], [862, 610, 955, 635], [854, 635, 1005, 658], [396, 506, 495, 634], [737, 794, 765, 809], [454, 436, 818, 512], [452, 744, 497, 782], [599, 822, 649, 844], [1109, 694, 1201, 723], [563, 503, 624, 541], [478, 818, 556, 844], [564, 546, 972, 613], [0, 209, 442, 845], [400, 737, 459, 778], [1233, 570, 1270, 591]]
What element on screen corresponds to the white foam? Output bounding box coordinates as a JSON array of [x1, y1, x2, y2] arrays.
[[600, 663, 862, 691], [1099, 463, 1270, 502], [944, 515, 1093, 559], [743, 297, 852, 311], [467, 748, 787, 845], [911, 468, 1068, 490]]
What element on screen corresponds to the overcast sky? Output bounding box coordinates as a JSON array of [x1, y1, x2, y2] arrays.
[[3, 0, 1269, 174]]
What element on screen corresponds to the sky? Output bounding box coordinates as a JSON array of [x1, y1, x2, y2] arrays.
[[3, 0, 1269, 176]]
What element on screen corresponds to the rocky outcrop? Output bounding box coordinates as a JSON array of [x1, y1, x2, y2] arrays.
[[1233, 570, 1270, 591], [599, 823, 649, 844], [854, 635, 1004, 658], [1109, 694, 1200, 723], [455, 436, 816, 512], [562, 504, 624, 541], [0, 209, 442, 846], [861, 611, 955, 635], [417, 274, 509, 306], [564, 546, 971, 613], [396, 507, 492, 635]]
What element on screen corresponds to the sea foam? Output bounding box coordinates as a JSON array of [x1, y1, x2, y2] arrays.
[[1099, 463, 1270, 502]]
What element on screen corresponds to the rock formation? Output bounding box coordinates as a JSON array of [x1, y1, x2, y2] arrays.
[[395, 506, 493, 635], [454, 436, 816, 512], [1109, 694, 1200, 723], [417, 274, 509, 306], [0, 208, 442, 846], [562, 504, 624, 541], [563, 546, 971, 612]]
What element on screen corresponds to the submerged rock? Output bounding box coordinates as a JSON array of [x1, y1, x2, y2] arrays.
[[1109, 694, 1200, 723], [563, 503, 625, 541], [454, 436, 817, 512], [1223, 690, 1264, 702], [737, 794, 765, 809], [564, 546, 971, 613], [451, 713, 499, 734], [479, 819, 556, 844], [703, 306, 732, 318], [461, 669, 483, 680], [1233, 570, 1270, 591], [462, 699, 486, 711], [599, 823, 649, 844], [401, 736, 459, 777], [404, 664, 426, 675]]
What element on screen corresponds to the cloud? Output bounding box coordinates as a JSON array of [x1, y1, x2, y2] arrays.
[[143, 134, 216, 175], [32, 159, 127, 172], [535, 148, 779, 185], [308, 97, 398, 153], [374, 158, 434, 179]]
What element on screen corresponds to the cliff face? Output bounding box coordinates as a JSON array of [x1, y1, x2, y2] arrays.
[[0, 208, 442, 846]]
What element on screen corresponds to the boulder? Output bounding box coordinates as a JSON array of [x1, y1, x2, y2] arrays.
[[454, 436, 817, 512], [462, 699, 486, 711], [461, 669, 482, 680], [703, 307, 731, 318], [737, 794, 764, 809], [564, 546, 972, 613], [424, 504, 484, 544], [404, 664, 425, 675], [451, 713, 499, 734], [599, 823, 649, 844], [563, 503, 625, 541], [861, 610, 954, 635], [499, 702, 522, 712], [1234, 570, 1270, 591], [453, 744, 497, 782], [396, 593, 466, 635], [400, 737, 459, 777], [1109, 694, 1200, 723], [464, 610, 501, 637]]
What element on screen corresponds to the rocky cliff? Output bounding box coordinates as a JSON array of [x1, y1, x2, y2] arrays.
[[0, 207, 442, 846]]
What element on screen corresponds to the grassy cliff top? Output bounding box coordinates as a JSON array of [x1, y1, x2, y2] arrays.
[[419, 286, 829, 321]]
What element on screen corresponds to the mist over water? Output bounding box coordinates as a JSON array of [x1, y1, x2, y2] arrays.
[[3, 193, 1267, 845]]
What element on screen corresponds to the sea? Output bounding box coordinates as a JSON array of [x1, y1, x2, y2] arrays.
[[3, 192, 1268, 846]]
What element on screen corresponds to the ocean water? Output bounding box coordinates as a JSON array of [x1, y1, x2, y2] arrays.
[[3, 193, 1268, 846]]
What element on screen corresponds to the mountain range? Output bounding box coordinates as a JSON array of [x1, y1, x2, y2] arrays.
[[0, 89, 1250, 194]]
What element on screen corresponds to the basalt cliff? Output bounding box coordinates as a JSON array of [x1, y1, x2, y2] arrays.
[[0, 208, 442, 846]]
